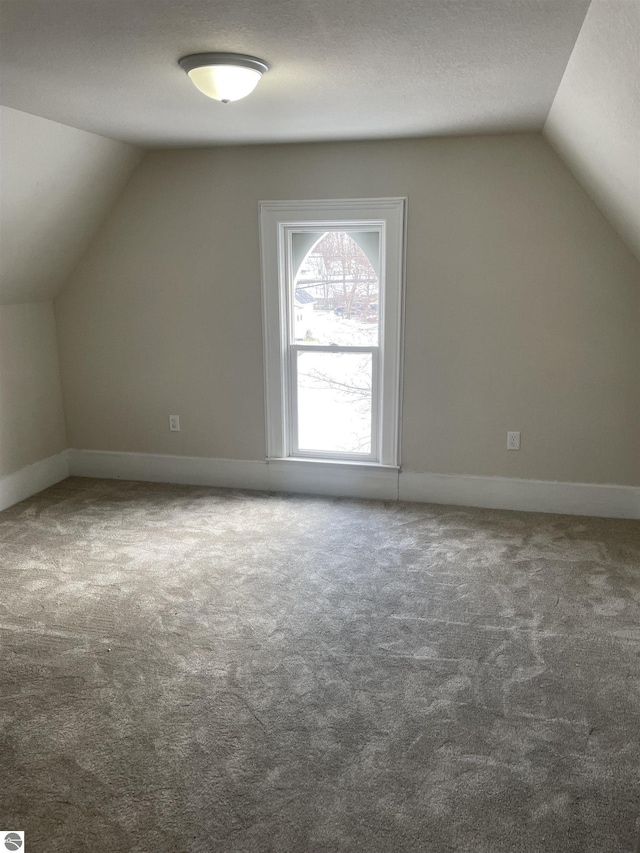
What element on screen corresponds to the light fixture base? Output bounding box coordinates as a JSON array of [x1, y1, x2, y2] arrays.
[[178, 53, 270, 76]]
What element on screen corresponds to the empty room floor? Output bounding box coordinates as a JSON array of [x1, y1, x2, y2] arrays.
[[1, 477, 639, 853]]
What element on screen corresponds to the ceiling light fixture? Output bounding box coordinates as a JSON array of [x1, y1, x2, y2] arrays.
[[178, 53, 269, 104]]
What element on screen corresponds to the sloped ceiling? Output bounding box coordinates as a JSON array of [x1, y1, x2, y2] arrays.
[[0, 0, 590, 146], [544, 0, 640, 261], [1, 0, 637, 297], [0, 106, 142, 304]]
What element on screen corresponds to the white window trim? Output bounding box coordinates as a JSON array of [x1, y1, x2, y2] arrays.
[[260, 198, 407, 468]]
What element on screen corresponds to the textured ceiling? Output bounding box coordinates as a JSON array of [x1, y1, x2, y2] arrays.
[[0, 0, 590, 147]]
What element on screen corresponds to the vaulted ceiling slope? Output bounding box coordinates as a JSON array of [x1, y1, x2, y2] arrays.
[[0, 0, 590, 146], [544, 0, 640, 262], [0, 107, 142, 304]]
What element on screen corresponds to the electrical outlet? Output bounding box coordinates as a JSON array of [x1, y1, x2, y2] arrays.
[[169, 415, 180, 432], [507, 431, 520, 450]]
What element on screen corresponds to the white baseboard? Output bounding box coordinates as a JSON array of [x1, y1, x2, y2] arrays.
[[0, 451, 70, 513], [2, 449, 633, 520], [68, 449, 269, 491], [400, 471, 640, 519], [66, 449, 640, 519]]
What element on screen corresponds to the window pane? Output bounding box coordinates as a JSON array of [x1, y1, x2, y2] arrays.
[[292, 231, 380, 346], [296, 351, 373, 454]]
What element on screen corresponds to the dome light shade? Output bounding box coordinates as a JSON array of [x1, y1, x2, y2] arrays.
[[179, 53, 269, 103]]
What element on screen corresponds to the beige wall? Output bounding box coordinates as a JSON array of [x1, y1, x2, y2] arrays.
[[0, 302, 67, 477], [55, 134, 640, 485], [0, 107, 142, 481]]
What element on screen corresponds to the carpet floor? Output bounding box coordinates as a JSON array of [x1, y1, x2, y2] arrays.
[[0, 477, 639, 853]]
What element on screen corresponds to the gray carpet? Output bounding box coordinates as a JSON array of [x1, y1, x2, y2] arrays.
[[1, 477, 639, 853]]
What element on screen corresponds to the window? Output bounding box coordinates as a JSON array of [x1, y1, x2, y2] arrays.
[[260, 198, 406, 467]]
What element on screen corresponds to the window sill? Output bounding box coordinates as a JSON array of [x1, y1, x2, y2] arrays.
[[267, 457, 400, 471]]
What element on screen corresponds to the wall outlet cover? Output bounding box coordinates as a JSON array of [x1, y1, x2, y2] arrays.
[[507, 431, 520, 450]]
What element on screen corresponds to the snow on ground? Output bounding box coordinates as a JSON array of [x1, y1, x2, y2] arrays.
[[295, 310, 377, 454], [294, 308, 378, 347]]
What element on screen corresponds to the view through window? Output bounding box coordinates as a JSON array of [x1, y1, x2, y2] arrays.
[[290, 230, 380, 457]]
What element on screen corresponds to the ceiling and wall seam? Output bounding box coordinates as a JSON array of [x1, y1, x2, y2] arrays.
[[0, 106, 145, 304], [54, 148, 149, 303], [543, 0, 640, 263], [542, 0, 594, 124]]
